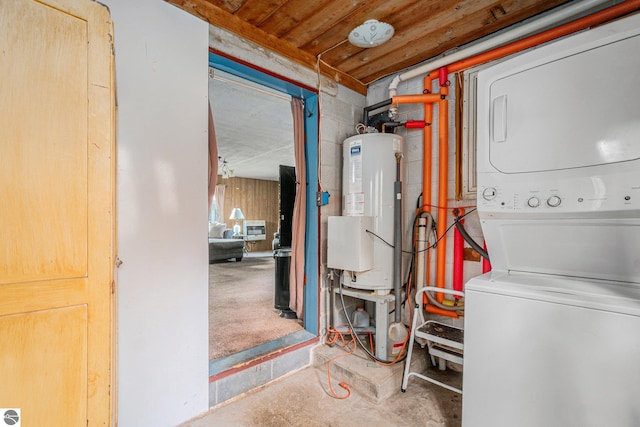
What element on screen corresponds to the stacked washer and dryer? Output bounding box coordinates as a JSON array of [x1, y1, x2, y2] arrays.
[[462, 13, 640, 427]]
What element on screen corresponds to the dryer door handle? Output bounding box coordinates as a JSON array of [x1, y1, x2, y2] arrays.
[[491, 94, 507, 143]]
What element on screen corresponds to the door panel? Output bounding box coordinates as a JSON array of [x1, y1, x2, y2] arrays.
[[0, 0, 115, 425], [0, 279, 87, 317], [0, 306, 88, 426], [0, 0, 88, 285]]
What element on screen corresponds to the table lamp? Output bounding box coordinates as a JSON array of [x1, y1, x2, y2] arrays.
[[229, 208, 244, 236]]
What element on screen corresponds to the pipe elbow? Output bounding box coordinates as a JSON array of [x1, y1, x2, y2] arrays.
[[388, 75, 401, 98]]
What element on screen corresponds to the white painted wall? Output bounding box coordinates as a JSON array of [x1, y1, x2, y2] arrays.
[[102, 1, 210, 425]]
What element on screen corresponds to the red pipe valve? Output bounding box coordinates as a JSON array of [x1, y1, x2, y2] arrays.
[[405, 120, 429, 128]]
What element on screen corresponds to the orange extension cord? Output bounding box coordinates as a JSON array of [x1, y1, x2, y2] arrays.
[[323, 327, 356, 399]]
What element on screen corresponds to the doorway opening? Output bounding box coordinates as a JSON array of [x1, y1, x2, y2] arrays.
[[207, 51, 319, 373]]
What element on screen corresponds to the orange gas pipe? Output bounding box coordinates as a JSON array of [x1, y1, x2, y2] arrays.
[[430, 0, 640, 79], [422, 80, 434, 211], [392, 94, 443, 105], [425, 303, 459, 319]]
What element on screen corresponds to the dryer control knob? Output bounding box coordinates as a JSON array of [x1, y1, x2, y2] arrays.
[[547, 195, 562, 207], [527, 197, 540, 208], [482, 187, 497, 201]]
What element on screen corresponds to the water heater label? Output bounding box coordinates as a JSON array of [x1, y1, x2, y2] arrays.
[[345, 192, 365, 215], [349, 140, 363, 188]]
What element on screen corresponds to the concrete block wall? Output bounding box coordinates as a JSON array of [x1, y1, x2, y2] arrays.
[[209, 340, 315, 407]]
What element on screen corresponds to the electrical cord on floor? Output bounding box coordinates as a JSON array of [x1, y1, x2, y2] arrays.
[[323, 326, 355, 399]]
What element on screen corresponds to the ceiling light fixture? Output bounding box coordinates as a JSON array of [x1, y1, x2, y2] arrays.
[[348, 19, 395, 48], [218, 156, 234, 179]]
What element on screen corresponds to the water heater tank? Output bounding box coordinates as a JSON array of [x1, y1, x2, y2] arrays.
[[341, 133, 405, 293]]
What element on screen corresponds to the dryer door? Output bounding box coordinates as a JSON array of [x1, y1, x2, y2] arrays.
[[481, 16, 640, 174]]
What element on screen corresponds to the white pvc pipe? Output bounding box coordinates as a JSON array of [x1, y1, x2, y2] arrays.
[[416, 217, 427, 292], [388, 0, 611, 97]]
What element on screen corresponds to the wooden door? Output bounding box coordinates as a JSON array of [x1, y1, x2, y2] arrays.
[[0, 0, 115, 425]]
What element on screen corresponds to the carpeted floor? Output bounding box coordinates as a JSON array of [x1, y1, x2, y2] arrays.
[[209, 256, 303, 360]]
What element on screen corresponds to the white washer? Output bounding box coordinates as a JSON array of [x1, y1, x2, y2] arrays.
[[463, 272, 640, 427]]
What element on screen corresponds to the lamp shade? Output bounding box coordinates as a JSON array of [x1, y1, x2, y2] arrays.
[[229, 208, 244, 220], [348, 19, 394, 48]]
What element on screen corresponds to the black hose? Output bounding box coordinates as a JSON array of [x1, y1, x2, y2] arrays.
[[453, 217, 489, 260]]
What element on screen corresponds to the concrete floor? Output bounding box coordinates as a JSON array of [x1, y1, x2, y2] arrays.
[[182, 352, 462, 427]]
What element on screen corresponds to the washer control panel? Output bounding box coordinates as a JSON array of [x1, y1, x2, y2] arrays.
[[477, 167, 640, 214]]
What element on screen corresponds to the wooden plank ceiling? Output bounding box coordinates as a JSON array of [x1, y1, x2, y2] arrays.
[[167, 0, 569, 94]]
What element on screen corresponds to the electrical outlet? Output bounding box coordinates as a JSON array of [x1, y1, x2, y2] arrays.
[[316, 191, 330, 206]]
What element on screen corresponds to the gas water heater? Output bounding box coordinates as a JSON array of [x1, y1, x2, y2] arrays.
[[327, 133, 405, 293]]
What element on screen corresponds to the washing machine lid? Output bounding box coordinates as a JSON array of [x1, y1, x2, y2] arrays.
[[466, 271, 640, 316], [481, 14, 640, 174]]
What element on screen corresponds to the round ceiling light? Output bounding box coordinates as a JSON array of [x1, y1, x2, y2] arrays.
[[348, 19, 395, 48]]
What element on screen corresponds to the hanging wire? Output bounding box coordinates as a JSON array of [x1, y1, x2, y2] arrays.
[[315, 38, 350, 190]]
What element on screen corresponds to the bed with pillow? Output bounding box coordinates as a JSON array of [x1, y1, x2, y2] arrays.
[[208, 222, 245, 262]]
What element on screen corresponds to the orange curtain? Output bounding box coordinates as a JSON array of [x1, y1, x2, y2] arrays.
[[289, 97, 306, 319], [208, 103, 218, 214]]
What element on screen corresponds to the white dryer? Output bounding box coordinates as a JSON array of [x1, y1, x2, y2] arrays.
[[462, 12, 640, 427]]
